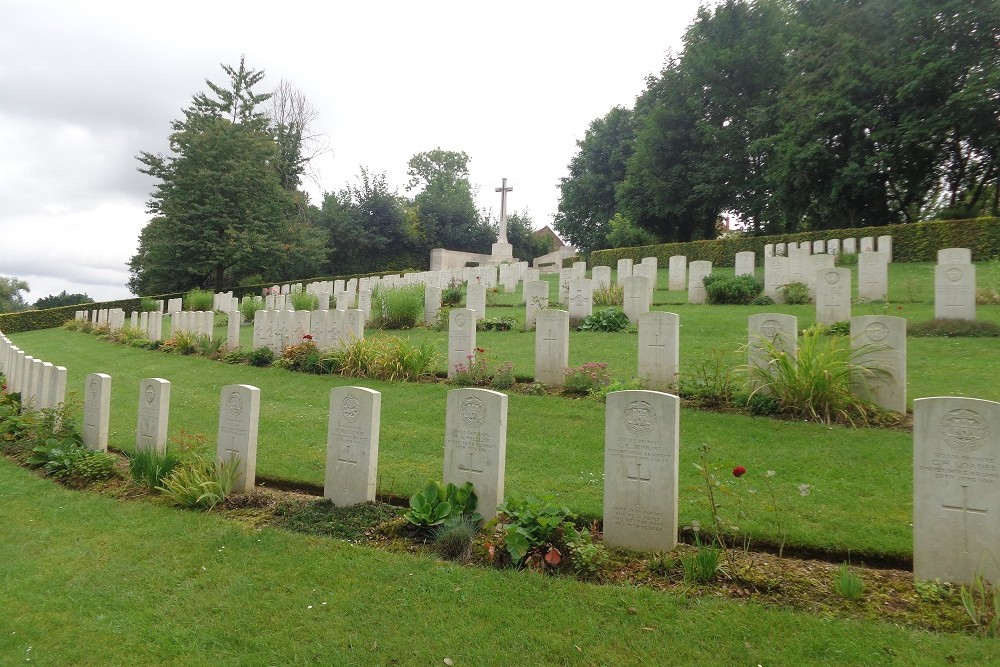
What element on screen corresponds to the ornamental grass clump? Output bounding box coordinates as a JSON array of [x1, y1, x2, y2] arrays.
[[371, 284, 424, 329], [592, 283, 624, 307], [183, 288, 214, 312], [747, 328, 890, 425], [704, 274, 764, 305], [290, 291, 319, 311]]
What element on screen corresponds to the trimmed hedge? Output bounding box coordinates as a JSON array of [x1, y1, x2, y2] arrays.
[[590, 217, 1000, 268], [0, 269, 422, 335]]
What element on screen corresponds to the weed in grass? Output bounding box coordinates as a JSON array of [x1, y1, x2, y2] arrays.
[[274, 498, 403, 541], [680, 348, 740, 406], [834, 562, 865, 600], [646, 551, 677, 577], [747, 328, 890, 425], [183, 288, 214, 312], [959, 573, 1000, 637], [128, 448, 181, 491], [565, 529, 608, 580], [915, 578, 953, 603]]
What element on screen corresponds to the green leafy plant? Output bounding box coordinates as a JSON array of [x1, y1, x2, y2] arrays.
[[588, 377, 643, 402], [834, 562, 865, 600], [157, 452, 240, 511], [577, 308, 629, 332], [404, 480, 481, 529], [909, 319, 1000, 338], [749, 294, 775, 306], [704, 274, 764, 305], [915, 578, 953, 603], [279, 339, 322, 373], [747, 328, 891, 425], [679, 348, 740, 406], [27, 438, 117, 487], [441, 279, 464, 307], [779, 281, 811, 305], [565, 529, 608, 580], [140, 297, 158, 312], [195, 333, 225, 359], [247, 346, 276, 367], [239, 296, 264, 324], [478, 316, 518, 331], [371, 284, 424, 329], [128, 448, 181, 491], [960, 573, 1000, 637], [452, 347, 515, 389], [495, 495, 579, 568], [183, 288, 214, 312], [562, 362, 612, 396]]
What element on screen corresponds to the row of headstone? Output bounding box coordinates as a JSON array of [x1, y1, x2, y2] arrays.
[[0, 332, 68, 412], [75, 308, 127, 330], [748, 313, 906, 413], [251, 308, 365, 353], [763, 235, 892, 261], [170, 310, 215, 338]]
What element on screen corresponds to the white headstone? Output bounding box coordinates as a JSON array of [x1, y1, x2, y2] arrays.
[[913, 397, 1000, 586], [668, 255, 687, 291], [843, 238, 857, 255], [83, 373, 112, 452], [638, 312, 679, 392], [935, 263, 976, 321], [815, 267, 851, 325], [444, 387, 508, 521], [524, 280, 549, 330], [748, 313, 798, 378], [734, 251, 755, 277], [687, 260, 712, 304], [535, 309, 569, 386], [227, 310, 240, 349], [466, 282, 487, 321], [827, 238, 841, 256], [860, 236, 874, 253], [567, 278, 593, 323], [616, 259, 633, 286], [592, 266, 612, 291], [877, 235, 892, 262], [623, 276, 650, 323], [136, 378, 170, 455], [448, 308, 476, 379], [938, 248, 972, 264], [775, 242, 787, 256], [857, 252, 888, 302], [850, 315, 906, 413], [425, 286, 442, 326], [602, 390, 679, 552], [764, 255, 789, 303], [216, 384, 261, 494], [325, 386, 380, 506], [812, 240, 826, 254], [763, 244, 774, 257]]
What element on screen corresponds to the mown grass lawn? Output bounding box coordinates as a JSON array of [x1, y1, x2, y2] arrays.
[[1, 458, 997, 666]]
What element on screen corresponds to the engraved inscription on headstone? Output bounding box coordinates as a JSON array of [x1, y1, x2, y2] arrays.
[[443, 388, 507, 521], [216, 384, 261, 494], [325, 387, 380, 506]]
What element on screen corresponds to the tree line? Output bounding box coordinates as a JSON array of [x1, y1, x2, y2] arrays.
[[129, 59, 548, 295], [555, 0, 1000, 253]]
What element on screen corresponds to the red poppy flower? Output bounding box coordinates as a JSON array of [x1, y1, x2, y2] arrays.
[[303, 334, 313, 340], [732, 466, 747, 478], [896, 305, 903, 310]]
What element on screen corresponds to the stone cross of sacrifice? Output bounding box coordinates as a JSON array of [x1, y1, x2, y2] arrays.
[[495, 178, 513, 244]]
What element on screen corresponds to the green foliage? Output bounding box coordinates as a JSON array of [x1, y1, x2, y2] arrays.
[[496, 495, 579, 567], [682, 536, 720, 584], [679, 349, 740, 406], [749, 294, 775, 306], [704, 274, 764, 305], [478, 316, 517, 332], [441, 280, 463, 307], [407, 148, 493, 255], [909, 319, 1000, 337], [289, 291, 318, 311], [563, 362, 612, 396], [959, 573, 1000, 637], [564, 530, 608, 580], [370, 284, 424, 329], [0, 276, 30, 313], [183, 289, 214, 312], [128, 448, 181, 492], [277, 340, 321, 373], [593, 283, 624, 306], [605, 213, 660, 249], [247, 346, 276, 367], [834, 562, 865, 601], [451, 349, 515, 390], [27, 438, 117, 487], [157, 453, 240, 511], [404, 480, 481, 529], [318, 336, 440, 382], [779, 282, 811, 305], [239, 296, 264, 324], [140, 297, 158, 312], [577, 308, 629, 332], [748, 328, 890, 425], [0, 295, 151, 334], [33, 291, 93, 310]]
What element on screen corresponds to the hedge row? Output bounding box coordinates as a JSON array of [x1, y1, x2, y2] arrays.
[[0, 268, 420, 335], [589, 217, 1000, 268]]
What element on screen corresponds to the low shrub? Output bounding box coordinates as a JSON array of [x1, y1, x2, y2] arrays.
[[577, 308, 629, 332], [563, 362, 612, 396], [704, 274, 764, 305], [27, 437, 117, 487], [290, 291, 319, 311], [479, 316, 518, 331], [779, 282, 811, 305], [140, 297, 159, 312], [239, 296, 264, 324], [371, 284, 424, 329], [750, 294, 775, 306], [908, 319, 1000, 337], [441, 280, 464, 307], [183, 288, 214, 312], [247, 346, 276, 367]]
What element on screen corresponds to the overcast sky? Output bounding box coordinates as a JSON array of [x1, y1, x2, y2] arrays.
[[1, 0, 705, 303]]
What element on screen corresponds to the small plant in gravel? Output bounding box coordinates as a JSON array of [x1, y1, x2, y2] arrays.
[[562, 362, 612, 396]]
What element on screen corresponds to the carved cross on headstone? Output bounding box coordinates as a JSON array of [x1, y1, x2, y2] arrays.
[[338, 443, 359, 465], [648, 331, 668, 361], [626, 462, 652, 507], [543, 327, 559, 357], [457, 448, 483, 475], [495, 177, 513, 244], [941, 485, 988, 554]]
